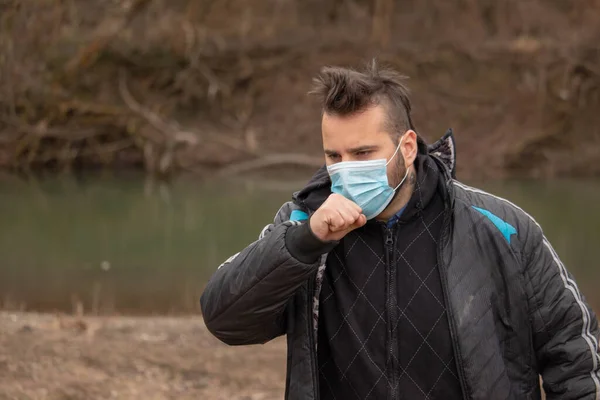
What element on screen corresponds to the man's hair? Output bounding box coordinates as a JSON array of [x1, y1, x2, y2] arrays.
[[309, 60, 417, 140]]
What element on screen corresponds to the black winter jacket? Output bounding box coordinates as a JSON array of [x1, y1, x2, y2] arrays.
[[200, 130, 600, 400]]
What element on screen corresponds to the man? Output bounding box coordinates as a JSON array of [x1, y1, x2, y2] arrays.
[[200, 61, 600, 399]]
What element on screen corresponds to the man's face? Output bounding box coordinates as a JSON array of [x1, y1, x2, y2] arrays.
[[322, 105, 409, 188]]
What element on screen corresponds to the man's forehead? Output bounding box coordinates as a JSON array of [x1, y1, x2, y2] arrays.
[[322, 124, 391, 151], [322, 107, 391, 139]]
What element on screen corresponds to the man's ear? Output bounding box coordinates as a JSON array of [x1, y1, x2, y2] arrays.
[[401, 130, 418, 166]]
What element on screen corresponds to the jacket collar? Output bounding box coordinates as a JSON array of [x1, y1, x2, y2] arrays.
[[395, 153, 440, 223]]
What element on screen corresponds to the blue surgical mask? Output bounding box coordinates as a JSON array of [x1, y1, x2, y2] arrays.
[[326, 138, 409, 220]]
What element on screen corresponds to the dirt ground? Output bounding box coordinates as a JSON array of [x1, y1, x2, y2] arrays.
[[0, 312, 554, 400], [0, 312, 286, 400]]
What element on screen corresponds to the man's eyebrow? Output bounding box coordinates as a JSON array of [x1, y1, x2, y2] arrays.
[[324, 145, 379, 156], [348, 145, 378, 153]]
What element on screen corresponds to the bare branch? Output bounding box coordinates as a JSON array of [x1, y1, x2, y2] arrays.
[[118, 70, 177, 140], [118, 69, 258, 155]]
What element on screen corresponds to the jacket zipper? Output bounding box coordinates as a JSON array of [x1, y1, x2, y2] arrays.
[[307, 275, 320, 400], [437, 201, 471, 399], [384, 225, 398, 400]]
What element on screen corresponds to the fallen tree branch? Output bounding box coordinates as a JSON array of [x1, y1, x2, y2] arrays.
[[118, 69, 176, 141], [118, 69, 256, 155]]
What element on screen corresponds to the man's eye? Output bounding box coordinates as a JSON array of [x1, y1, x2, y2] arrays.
[[356, 151, 371, 157], [328, 154, 341, 160]]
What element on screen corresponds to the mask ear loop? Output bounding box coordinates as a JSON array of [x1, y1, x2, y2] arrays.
[[386, 135, 410, 191], [385, 136, 404, 167], [393, 168, 410, 191]]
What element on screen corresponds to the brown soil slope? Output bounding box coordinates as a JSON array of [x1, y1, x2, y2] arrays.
[[1, 0, 599, 179]]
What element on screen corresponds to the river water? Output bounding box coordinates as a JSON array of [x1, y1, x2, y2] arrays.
[[0, 173, 598, 316]]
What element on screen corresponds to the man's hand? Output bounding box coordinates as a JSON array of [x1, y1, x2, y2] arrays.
[[310, 194, 367, 242]]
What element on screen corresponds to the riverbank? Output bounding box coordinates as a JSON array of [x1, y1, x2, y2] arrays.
[[1, 1, 599, 180], [0, 312, 286, 400]]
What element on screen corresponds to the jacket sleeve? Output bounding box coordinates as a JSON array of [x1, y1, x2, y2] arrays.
[[200, 201, 337, 346], [524, 222, 600, 399]]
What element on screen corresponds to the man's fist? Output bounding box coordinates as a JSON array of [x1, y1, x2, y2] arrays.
[[310, 194, 367, 242]]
